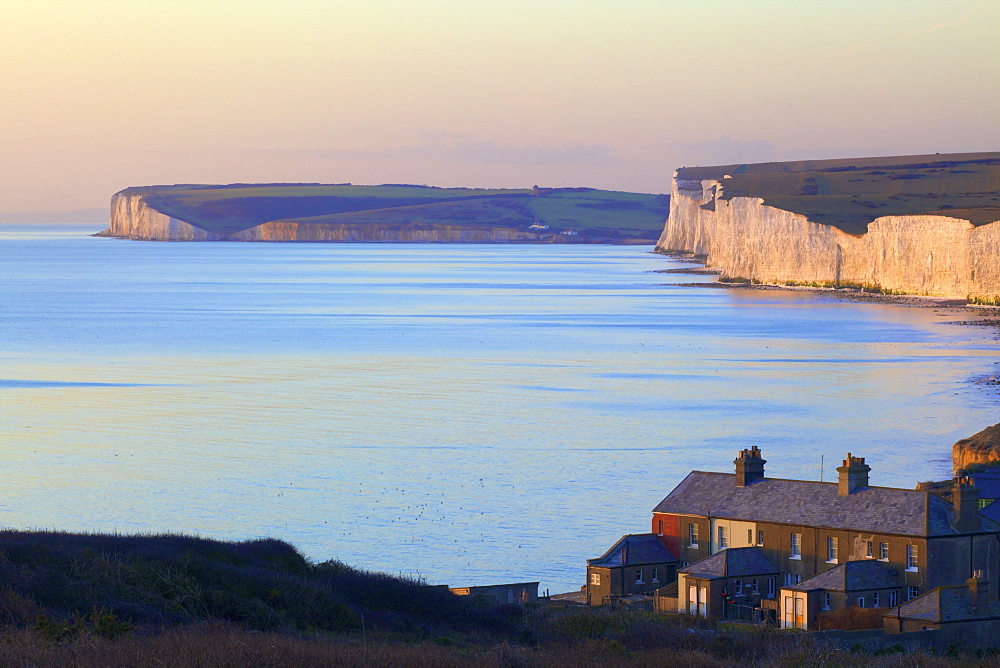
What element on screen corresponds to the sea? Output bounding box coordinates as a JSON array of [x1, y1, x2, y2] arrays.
[[1, 224, 997, 593]]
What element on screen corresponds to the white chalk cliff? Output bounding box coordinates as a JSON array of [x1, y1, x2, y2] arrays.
[[655, 175, 1000, 302], [101, 191, 547, 243]]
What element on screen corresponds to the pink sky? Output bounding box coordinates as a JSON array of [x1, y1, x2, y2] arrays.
[[1, 0, 998, 214]]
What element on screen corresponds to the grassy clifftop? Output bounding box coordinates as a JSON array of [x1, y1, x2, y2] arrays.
[[0, 530, 993, 664], [676, 152, 1000, 235], [122, 183, 670, 241]]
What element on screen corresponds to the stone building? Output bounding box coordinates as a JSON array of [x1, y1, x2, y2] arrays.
[[883, 573, 1000, 648], [651, 448, 1000, 627], [586, 533, 678, 606]]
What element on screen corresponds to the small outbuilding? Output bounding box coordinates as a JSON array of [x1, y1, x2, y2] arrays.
[[586, 533, 677, 606], [449, 582, 539, 605], [883, 573, 1000, 647]]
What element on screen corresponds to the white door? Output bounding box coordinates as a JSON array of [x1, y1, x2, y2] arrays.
[[688, 585, 698, 615], [697, 586, 707, 617], [783, 596, 793, 629]]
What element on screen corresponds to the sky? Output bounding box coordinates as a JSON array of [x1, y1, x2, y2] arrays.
[[1, 0, 998, 214]]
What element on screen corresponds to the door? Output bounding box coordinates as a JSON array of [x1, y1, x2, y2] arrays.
[[688, 585, 698, 615], [783, 596, 794, 629]]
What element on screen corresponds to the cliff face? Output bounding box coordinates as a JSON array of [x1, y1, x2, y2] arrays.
[[102, 192, 223, 241], [952, 424, 1000, 474], [656, 175, 1000, 301], [101, 192, 546, 243]]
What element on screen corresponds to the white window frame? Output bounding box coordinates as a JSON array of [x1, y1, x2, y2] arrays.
[[767, 577, 776, 596], [790, 533, 801, 559], [857, 597, 865, 608], [757, 529, 765, 547], [718, 526, 727, 550], [823, 592, 831, 610], [591, 572, 600, 585], [906, 545, 918, 572], [748, 529, 753, 545], [873, 592, 880, 607], [636, 567, 644, 584], [652, 566, 659, 583], [827, 537, 838, 563], [879, 542, 889, 561], [889, 590, 898, 607], [907, 586, 919, 601], [752, 578, 759, 595], [866, 540, 873, 559], [688, 523, 699, 548], [734, 579, 742, 596]]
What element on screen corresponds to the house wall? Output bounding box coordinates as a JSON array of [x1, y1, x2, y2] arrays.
[[586, 566, 615, 606], [710, 518, 757, 552], [654, 513, 680, 557], [678, 574, 725, 618], [654, 513, 710, 565], [926, 534, 1000, 598]]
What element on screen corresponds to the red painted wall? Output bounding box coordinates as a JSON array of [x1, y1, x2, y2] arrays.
[[654, 513, 681, 557]]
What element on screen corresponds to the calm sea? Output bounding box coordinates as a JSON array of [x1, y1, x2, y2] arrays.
[[1, 224, 997, 592]]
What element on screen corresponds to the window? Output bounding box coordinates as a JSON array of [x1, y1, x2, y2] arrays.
[[790, 533, 801, 559], [907, 586, 919, 601], [866, 540, 873, 559], [857, 597, 865, 608], [767, 577, 776, 596], [827, 537, 839, 563], [652, 567, 659, 583], [735, 579, 743, 596], [636, 568, 644, 584], [784, 573, 801, 586], [879, 542, 889, 561], [823, 592, 831, 610], [689, 523, 699, 547], [657, 520, 664, 536], [889, 590, 898, 607], [757, 529, 765, 546], [906, 545, 918, 571], [980, 498, 994, 510], [873, 592, 880, 607], [718, 526, 728, 550], [748, 529, 753, 545], [752, 579, 759, 595], [591, 573, 600, 585]]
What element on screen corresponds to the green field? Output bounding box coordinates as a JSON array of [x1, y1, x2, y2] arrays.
[[677, 152, 1000, 235], [126, 183, 670, 240]]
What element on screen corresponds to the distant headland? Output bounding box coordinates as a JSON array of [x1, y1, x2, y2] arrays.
[[655, 152, 1000, 303], [97, 184, 669, 245]]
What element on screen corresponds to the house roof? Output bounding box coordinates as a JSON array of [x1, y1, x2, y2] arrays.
[[786, 560, 899, 592], [678, 547, 779, 580], [884, 585, 1000, 623], [653, 471, 1000, 537], [588, 533, 677, 568]]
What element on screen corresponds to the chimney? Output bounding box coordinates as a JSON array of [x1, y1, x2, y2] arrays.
[[735, 446, 766, 487], [837, 453, 870, 496], [967, 570, 988, 616], [952, 477, 982, 532]]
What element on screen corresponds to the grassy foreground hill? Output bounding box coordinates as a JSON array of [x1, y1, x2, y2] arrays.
[[119, 183, 670, 242], [0, 530, 994, 665], [677, 152, 999, 235]]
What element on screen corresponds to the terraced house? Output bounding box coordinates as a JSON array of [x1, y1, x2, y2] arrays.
[[652, 448, 1000, 629]]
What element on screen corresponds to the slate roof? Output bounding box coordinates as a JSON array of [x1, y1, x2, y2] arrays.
[[588, 533, 677, 568], [885, 585, 1000, 623], [787, 560, 899, 592], [653, 472, 1000, 537], [678, 547, 779, 580]]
